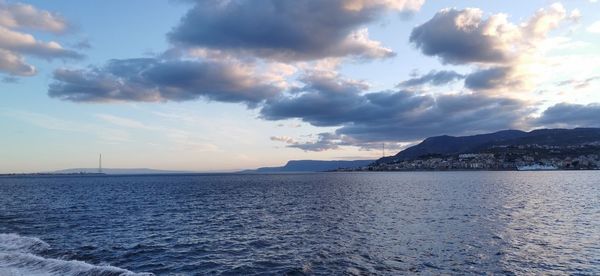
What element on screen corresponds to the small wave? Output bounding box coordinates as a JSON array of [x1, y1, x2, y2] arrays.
[[0, 233, 153, 276], [0, 234, 49, 254]]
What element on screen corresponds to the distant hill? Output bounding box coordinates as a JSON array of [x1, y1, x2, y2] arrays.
[[378, 128, 600, 164], [51, 168, 193, 175], [241, 160, 374, 173]]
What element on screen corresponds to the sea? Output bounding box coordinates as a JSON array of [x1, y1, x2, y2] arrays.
[[0, 172, 599, 275]]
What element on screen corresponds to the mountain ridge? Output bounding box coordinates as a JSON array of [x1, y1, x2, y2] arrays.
[[241, 159, 374, 173], [378, 128, 600, 164]]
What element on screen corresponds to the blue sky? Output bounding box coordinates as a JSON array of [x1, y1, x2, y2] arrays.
[[1, 0, 599, 173]]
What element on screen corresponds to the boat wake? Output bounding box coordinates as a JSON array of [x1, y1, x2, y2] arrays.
[[0, 233, 153, 276]]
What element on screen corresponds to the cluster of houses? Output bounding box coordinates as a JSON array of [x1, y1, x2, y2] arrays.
[[361, 150, 600, 171]]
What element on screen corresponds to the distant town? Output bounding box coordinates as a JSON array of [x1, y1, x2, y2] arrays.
[[353, 143, 600, 171]]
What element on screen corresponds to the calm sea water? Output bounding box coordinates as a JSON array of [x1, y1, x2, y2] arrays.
[[0, 172, 599, 275]]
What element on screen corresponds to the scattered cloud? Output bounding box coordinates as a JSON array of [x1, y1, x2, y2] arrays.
[[464, 66, 523, 91], [0, 1, 81, 77], [270, 136, 297, 144], [0, 48, 34, 76], [410, 4, 578, 95], [261, 71, 531, 144], [72, 39, 92, 50], [0, 26, 82, 59], [557, 76, 600, 90], [0, 1, 69, 33], [534, 103, 600, 128], [398, 70, 464, 88], [2, 75, 18, 83], [587, 20, 600, 33], [94, 112, 221, 152], [168, 0, 424, 61], [287, 132, 342, 152], [48, 58, 282, 106], [279, 132, 415, 152], [2, 109, 131, 143], [95, 114, 154, 130], [35, 1, 600, 155]]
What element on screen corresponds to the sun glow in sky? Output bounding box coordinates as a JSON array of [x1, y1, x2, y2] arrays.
[[1, 0, 599, 173]]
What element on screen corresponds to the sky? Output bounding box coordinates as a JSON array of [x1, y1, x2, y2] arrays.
[[1, 0, 599, 173]]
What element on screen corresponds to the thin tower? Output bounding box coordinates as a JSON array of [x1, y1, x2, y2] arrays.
[[99, 154, 102, 174], [382, 143, 385, 158]]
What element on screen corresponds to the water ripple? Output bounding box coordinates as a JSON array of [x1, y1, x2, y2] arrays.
[[0, 172, 599, 274]]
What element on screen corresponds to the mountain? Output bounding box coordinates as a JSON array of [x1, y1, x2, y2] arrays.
[[241, 160, 374, 173], [51, 168, 193, 175], [378, 128, 600, 164]]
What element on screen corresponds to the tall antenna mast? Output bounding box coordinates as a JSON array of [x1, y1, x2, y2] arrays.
[[99, 154, 102, 174], [382, 143, 385, 157]]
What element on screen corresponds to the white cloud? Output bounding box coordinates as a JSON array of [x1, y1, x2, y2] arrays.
[[95, 114, 155, 130], [0, 48, 34, 76], [587, 20, 600, 33], [0, 1, 80, 77], [410, 3, 578, 98], [2, 109, 132, 143], [0, 1, 68, 33]]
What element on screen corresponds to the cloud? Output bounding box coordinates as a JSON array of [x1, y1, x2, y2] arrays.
[[72, 39, 92, 50], [411, 4, 571, 65], [270, 136, 297, 144], [287, 133, 341, 152], [0, 1, 68, 33], [463, 66, 525, 91], [0, 48, 35, 76], [260, 71, 372, 126], [410, 8, 513, 65], [168, 0, 424, 61], [48, 58, 282, 105], [587, 20, 600, 33], [95, 114, 154, 130], [410, 4, 576, 95], [261, 71, 530, 144], [0, 1, 81, 77], [557, 76, 600, 90], [535, 103, 600, 128], [398, 70, 464, 87], [286, 132, 410, 152], [0, 26, 81, 59], [335, 92, 529, 142], [2, 75, 18, 83], [2, 109, 132, 143]]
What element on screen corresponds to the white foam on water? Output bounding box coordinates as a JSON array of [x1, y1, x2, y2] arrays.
[[0, 233, 49, 253], [0, 233, 154, 276]]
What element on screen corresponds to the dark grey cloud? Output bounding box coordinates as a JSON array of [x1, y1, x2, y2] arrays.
[[409, 8, 510, 65], [464, 67, 523, 91], [535, 103, 600, 128], [261, 72, 529, 143], [336, 92, 528, 142], [260, 72, 374, 126], [398, 70, 464, 87], [48, 58, 281, 105], [168, 0, 423, 61]]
